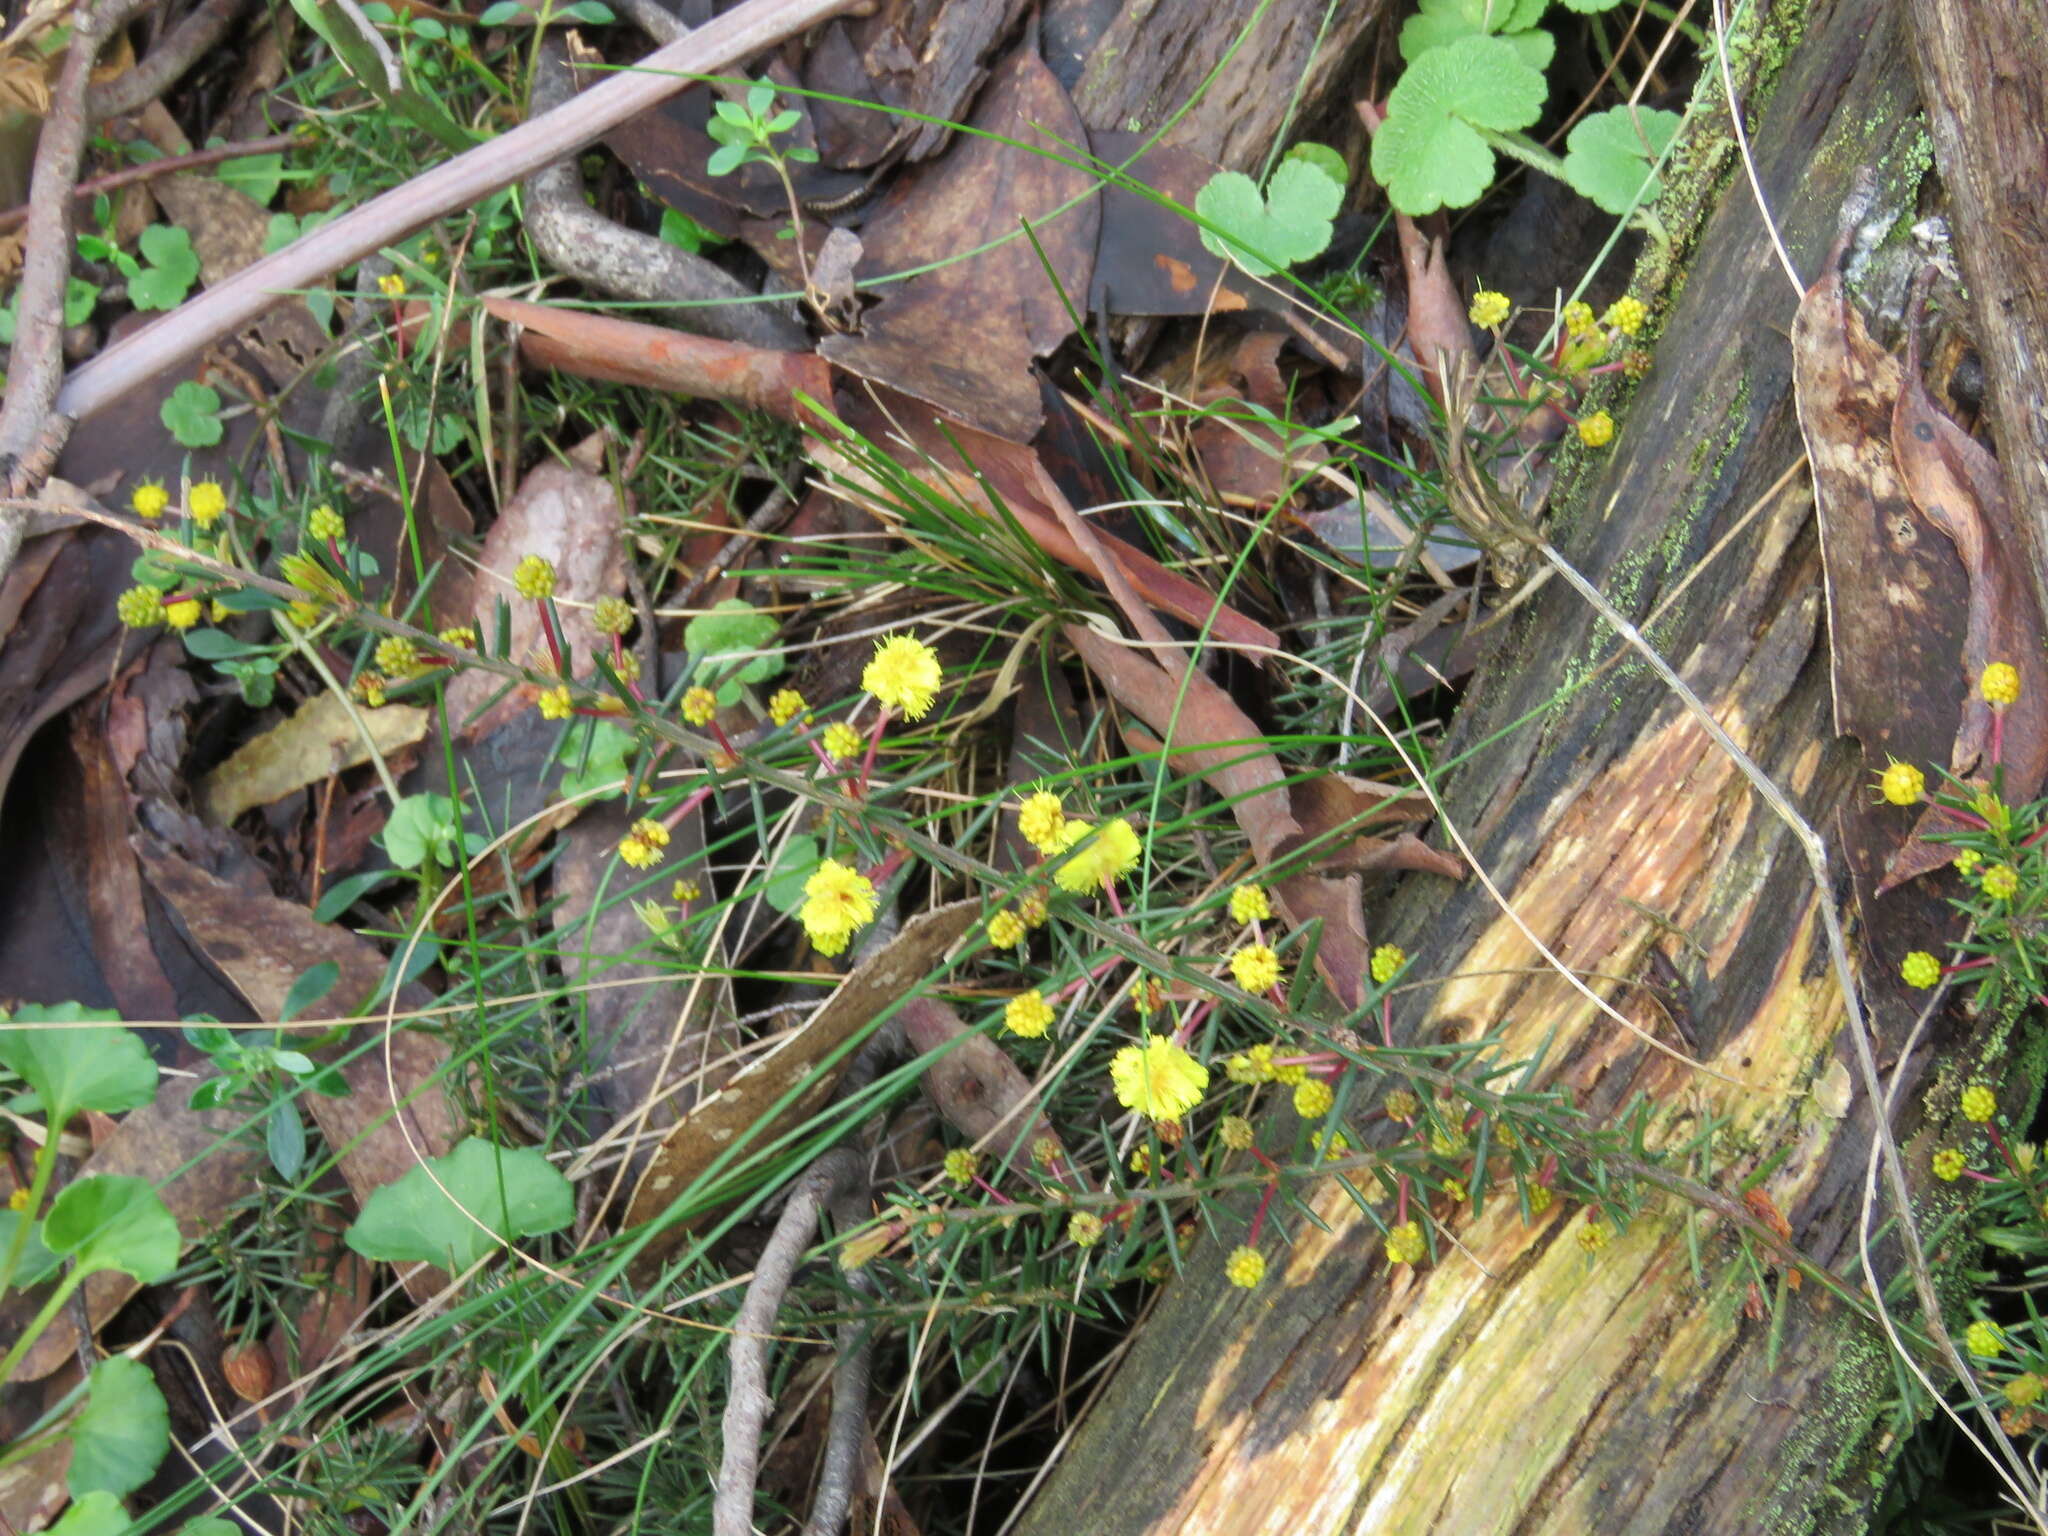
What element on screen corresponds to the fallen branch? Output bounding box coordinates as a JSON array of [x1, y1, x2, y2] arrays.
[[523, 37, 805, 351], [0, 131, 298, 236], [85, 0, 251, 121], [47, 0, 859, 431]]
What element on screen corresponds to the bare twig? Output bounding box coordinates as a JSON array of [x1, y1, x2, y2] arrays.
[[668, 486, 797, 610], [85, 0, 250, 121], [0, 0, 155, 567], [808, 1181, 878, 1536], [524, 39, 804, 350], [51, 0, 858, 423], [715, 1146, 866, 1536], [0, 132, 299, 235]]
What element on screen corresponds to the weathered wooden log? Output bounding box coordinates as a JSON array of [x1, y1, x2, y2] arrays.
[[1014, 0, 2017, 1530]]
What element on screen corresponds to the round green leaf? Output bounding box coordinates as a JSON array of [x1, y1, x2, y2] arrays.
[[1562, 105, 1683, 214], [1399, 0, 1554, 71], [344, 1138, 573, 1271], [44, 1175, 182, 1283], [1195, 159, 1341, 278], [0, 1006, 156, 1125], [685, 599, 780, 661], [48, 1492, 131, 1536], [67, 1355, 170, 1497], [1370, 36, 1547, 215], [1284, 141, 1350, 191], [764, 834, 822, 916], [160, 380, 225, 448]]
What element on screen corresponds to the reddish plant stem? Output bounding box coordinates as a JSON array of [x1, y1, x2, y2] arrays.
[[1245, 1180, 1278, 1246]]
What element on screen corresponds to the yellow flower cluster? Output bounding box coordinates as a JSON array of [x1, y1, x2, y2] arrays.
[[538, 686, 574, 720], [1224, 1245, 1266, 1288], [1577, 410, 1615, 448], [307, 504, 346, 542], [987, 911, 1027, 949], [1982, 662, 2021, 707], [1109, 1036, 1207, 1120], [1878, 760, 1924, 806], [682, 687, 717, 726], [943, 1148, 978, 1187], [1017, 790, 1066, 854], [1384, 1220, 1426, 1266], [1229, 943, 1282, 994], [769, 688, 807, 726], [188, 481, 228, 528], [1468, 289, 1511, 328], [130, 478, 170, 519], [163, 598, 201, 630], [513, 553, 556, 601], [1900, 951, 1941, 989], [1370, 944, 1405, 985], [592, 595, 633, 636], [1051, 818, 1142, 894], [1961, 1083, 1997, 1123], [1004, 989, 1054, 1038], [1228, 883, 1270, 924], [801, 858, 876, 957], [619, 818, 669, 869], [863, 633, 942, 719], [1293, 1079, 1333, 1119], [822, 722, 863, 761]]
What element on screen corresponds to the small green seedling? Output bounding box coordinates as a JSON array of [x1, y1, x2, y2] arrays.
[[344, 1138, 574, 1271], [181, 626, 286, 707], [0, 276, 99, 344], [705, 79, 815, 179], [161, 380, 226, 448], [1195, 156, 1345, 279], [685, 598, 786, 705], [185, 976, 350, 1182]]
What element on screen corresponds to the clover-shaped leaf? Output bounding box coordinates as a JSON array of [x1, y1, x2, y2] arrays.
[[344, 1138, 573, 1271], [1562, 105, 1682, 214], [44, 1175, 182, 1283], [0, 1004, 156, 1126], [380, 792, 483, 870], [68, 1356, 170, 1497], [1370, 35, 1547, 215], [1399, 0, 1554, 72], [1195, 158, 1343, 279], [47, 1492, 130, 1536], [161, 380, 225, 448], [128, 224, 200, 311]]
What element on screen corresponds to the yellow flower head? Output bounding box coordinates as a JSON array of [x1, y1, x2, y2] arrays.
[[1219, 1115, 1254, 1150], [1966, 1320, 2004, 1358], [822, 721, 863, 761], [1900, 951, 1940, 989], [1983, 863, 2020, 901], [1004, 989, 1054, 1038], [1384, 1220, 1426, 1266], [354, 671, 388, 707], [307, 503, 346, 542], [1577, 410, 1615, 448], [672, 878, 701, 902], [1602, 295, 1647, 335], [6, 1185, 27, 1212], [682, 686, 717, 726], [618, 835, 661, 869], [1051, 817, 1142, 895], [513, 554, 557, 601], [1877, 760, 1925, 806], [1562, 300, 1597, 336], [439, 626, 477, 650], [1931, 1147, 1966, 1182], [1017, 790, 1066, 854], [187, 480, 228, 527], [631, 818, 670, 850], [538, 686, 574, 720], [801, 858, 877, 957], [1228, 883, 1271, 924], [1229, 943, 1282, 994], [1109, 1035, 1208, 1120], [377, 272, 406, 298], [1384, 1088, 1419, 1121], [163, 598, 202, 630], [1224, 1245, 1266, 1288], [592, 595, 633, 636], [1961, 1083, 1997, 1123], [1068, 1211, 1104, 1247], [1017, 891, 1049, 928], [1577, 1217, 1611, 1253], [375, 636, 420, 677], [1982, 662, 2021, 708], [130, 478, 170, 519], [987, 911, 1027, 949], [769, 688, 807, 726], [1293, 1078, 1334, 1119], [1370, 944, 1406, 985], [1468, 289, 1511, 328], [863, 633, 942, 719], [115, 585, 165, 627], [943, 1147, 978, 1187]]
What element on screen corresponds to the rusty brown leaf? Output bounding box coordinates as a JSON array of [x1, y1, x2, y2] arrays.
[[624, 902, 981, 1262], [819, 44, 1099, 442]]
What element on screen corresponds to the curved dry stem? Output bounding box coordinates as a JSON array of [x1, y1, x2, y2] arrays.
[[86, 0, 250, 120]]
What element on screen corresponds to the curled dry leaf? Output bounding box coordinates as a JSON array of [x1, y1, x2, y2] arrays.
[[200, 690, 429, 825], [485, 296, 833, 426], [1356, 99, 1472, 407], [439, 436, 626, 739], [1890, 268, 2048, 804], [1790, 244, 1973, 896]]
